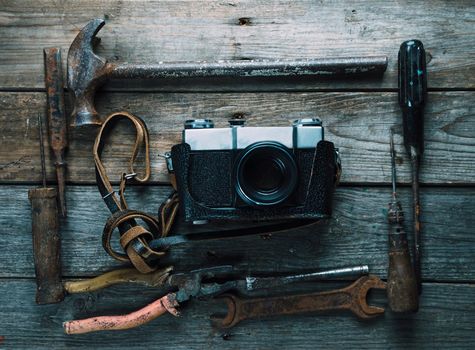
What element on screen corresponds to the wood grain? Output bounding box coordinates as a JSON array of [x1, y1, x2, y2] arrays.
[[1, 1, 473, 347], [2, 185, 473, 280], [1, 91, 473, 184], [0, 1, 474, 90], [0, 279, 474, 349]]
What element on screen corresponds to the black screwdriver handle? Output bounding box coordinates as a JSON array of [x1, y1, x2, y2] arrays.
[[398, 40, 427, 157]]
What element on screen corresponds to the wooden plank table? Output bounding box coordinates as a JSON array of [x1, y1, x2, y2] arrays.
[[1, 1, 474, 348]]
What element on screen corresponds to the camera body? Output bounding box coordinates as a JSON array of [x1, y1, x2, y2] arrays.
[[171, 118, 340, 222]]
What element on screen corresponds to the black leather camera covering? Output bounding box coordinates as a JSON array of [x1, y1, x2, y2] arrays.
[[171, 140, 338, 222]]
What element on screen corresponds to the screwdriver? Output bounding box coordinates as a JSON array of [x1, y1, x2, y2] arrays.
[[387, 130, 418, 313], [44, 47, 68, 217], [28, 114, 65, 304], [398, 40, 427, 294]]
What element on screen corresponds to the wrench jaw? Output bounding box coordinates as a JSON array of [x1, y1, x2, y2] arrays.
[[210, 294, 239, 329], [351, 275, 387, 319]]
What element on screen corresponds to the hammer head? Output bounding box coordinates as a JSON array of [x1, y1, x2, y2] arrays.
[[68, 19, 110, 126]]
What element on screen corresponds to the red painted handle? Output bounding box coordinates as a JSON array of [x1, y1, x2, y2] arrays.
[[64, 293, 179, 334]]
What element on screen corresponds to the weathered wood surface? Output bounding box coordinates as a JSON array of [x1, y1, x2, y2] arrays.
[[1, 0, 474, 348], [1, 91, 474, 184], [0, 1, 474, 90], [0, 279, 474, 349], [2, 185, 473, 281]]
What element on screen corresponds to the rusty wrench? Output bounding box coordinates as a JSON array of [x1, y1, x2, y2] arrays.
[[211, 275, 386, 328], [64, 266, 371, 334]]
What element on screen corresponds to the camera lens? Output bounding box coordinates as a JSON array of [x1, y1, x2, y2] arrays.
[[243, 157, 284, 191], [235, 141, 298, 207]]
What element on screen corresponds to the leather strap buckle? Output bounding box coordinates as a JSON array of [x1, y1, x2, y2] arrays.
[[124, 172, 137, 180], [93, 112, 176, 273]]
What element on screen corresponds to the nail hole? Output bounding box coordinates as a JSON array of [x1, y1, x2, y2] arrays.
[[261, 233, 272, 240], [222, 333, 233, 340], [207, 250, 218, 258], [238, 17, 251, 26], [235, 56, 253, 61]]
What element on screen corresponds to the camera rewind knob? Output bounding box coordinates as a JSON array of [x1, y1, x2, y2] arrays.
[[184, 119, 214, 129]]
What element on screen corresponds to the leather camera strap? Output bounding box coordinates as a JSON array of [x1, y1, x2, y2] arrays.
[[93, 111, 178, 273]]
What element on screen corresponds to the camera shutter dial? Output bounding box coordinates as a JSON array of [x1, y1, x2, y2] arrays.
[[293, 118, 322, 127], [228, 117, 246, 127]]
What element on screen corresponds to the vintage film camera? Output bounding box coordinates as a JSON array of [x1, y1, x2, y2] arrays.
[[170, 118, 340, 222]]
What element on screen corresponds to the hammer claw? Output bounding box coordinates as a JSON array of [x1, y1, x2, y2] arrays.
[[75, 18, 105, 50]]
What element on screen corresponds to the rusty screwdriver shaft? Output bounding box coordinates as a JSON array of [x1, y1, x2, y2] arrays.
[[28, 114, 65, 304], [386, 130, 418, 313], [44, 47, 68, 217], [38, 113, 47, 188]]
